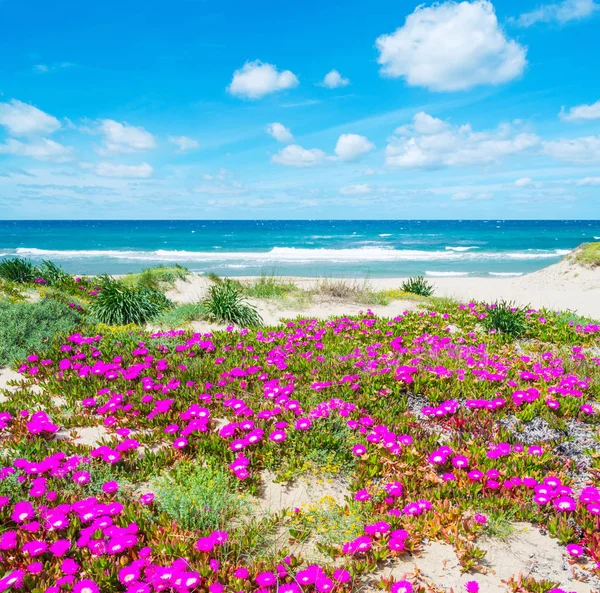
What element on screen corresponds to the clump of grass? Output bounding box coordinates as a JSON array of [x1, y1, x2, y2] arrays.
[[482, 300, 528, 337], [0, 257, 39, 283], [243, 274, 298, 299], [401, 276, 434, 297], [152, 462, 246, 531], [122, 265, 190, 291], [202, 279, 263, 327], [206, 272, 223, 284], [0, 297, 82, 366], [571, 242, 600, 268], [153, 303, 206, 327], [90, 279, 172, 326]]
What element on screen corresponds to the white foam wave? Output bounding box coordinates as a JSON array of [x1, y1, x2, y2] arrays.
[[445, 246, 479, 252], [378, 233, 392, 237], [425, 271, 470, 277], [489, 272, 524, 277], [10, 246, 571, 263]]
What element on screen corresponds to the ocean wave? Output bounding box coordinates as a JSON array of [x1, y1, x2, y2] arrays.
[[378, 233, 392, 237], [444, 246, 479, 252], [489, 272, 524, 277], [425, 271, 470, 277], [8, 246, 572, 263]]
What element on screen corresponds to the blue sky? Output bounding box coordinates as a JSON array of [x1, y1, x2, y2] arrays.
[[0, 0, 599, 219]]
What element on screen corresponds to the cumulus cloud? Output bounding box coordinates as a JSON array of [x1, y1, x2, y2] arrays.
[[451, 191, 493, 201], [515, 177, 534, 186], [340, 184, 372, 195], [168, 136, 200, 152], [95, 162, 153, 178], [271, 144, 326, 166], [266, 122, 293, 143], [97, 120, 157, 155], [0, 138, 71, 162], [559, 100, 600, 122], [0, 99, 61, 136], [375, 0, 526, 91], [542, 136, 600, 164], [385, 112, 539, 168], [320, 70, 350, 89], [227, 61, 299, 99], [577, 176, 600, 185], [513, 0, 598, 27], [335, 134, 375, 161]]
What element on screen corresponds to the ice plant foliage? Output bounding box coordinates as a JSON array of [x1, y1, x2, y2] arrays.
[[0, 301, 599, 591]]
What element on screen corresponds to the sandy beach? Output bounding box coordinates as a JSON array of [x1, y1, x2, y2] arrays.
[[162, 254, 600, 325]]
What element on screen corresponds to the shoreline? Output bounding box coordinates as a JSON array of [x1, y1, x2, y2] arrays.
[[163, 253, 600, 321]]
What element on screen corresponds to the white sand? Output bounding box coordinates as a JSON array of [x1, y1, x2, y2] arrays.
[[164, 256, 600, 324]]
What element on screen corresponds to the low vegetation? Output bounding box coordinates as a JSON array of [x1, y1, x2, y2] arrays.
[[401, 276, 435, 297], [572, 241, 600, 268], [201, 279, 263, 326]]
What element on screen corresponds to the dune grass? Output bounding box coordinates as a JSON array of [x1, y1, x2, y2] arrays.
[[573, 241, 600, 268], [122, 264, 190, 291]]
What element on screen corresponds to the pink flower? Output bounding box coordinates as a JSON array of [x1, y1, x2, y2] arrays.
[[352, 444, 366, 456], [391, 580, 412, 593], [465, 581, 479, 593], [566, 544, 584, 557]]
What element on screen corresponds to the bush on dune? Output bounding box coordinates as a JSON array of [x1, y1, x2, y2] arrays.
[[90, 279, 172, 326], [401, 276, 435, 297], [202, 279, 263, 327], [0, 297, 83, 367], [122, 264, 190, 291], [572, 242, 600, 268]]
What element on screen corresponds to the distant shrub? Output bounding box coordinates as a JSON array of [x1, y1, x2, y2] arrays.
[[482, 300, 528, 337], [202, 280, 263, 327], [90, 279, 172, 326], [123, 265, 190, 291], [243, 274, 297, 299], [153, 462, 246, 531], [0, 257, 39, 283], [0, 298, 82, 366], [572, 242, 600, 268], [401, 276, 434, 297]]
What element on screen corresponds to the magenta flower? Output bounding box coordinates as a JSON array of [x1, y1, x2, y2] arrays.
[[391, 580, 412, 593], [352, 444, 366, 456], [465, 581, 479, 593], [566, 544, 584, 557], [72, 580, 100, 593]]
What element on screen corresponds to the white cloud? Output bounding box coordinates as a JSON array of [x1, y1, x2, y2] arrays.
[[514, 0, 598, 27], [375, 0, 526, 91], [0, 99, 61, 136], [340, 184, 372, 195], [271, 144, 326, 167], [335, 134, 375, 161], [559, 100, 600, 122], [227, 61, 299, 99], [98, 120, 157, 154], [542, 136, 600, 164], [320, 69, 350, 89], [266, 122, 293, 143], [386, 112, 539, 168], [577, 176, 600, 185], [168, 136, 200, 152], [515, 177, 534, 186], [451, 191, 493, 201], [95, 162, 153, 178], [0, 138, 71, 162]]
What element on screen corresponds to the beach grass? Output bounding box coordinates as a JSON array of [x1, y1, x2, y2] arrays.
[[572, 241, 600, 268]]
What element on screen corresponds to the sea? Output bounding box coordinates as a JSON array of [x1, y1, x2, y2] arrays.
[[1, 220, 599, 278]]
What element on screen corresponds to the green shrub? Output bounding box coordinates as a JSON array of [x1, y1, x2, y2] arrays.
[[202, 280, 263, 327], [401, 276, 434, 297], [572, 242, 600, 268], [90, 279, 172, 326], [0, 257, 39, 283], [0, 298, 82, 366], [243, 274, 298, 299], [482, 300, 528, 337], [153, 303, 205, 327], [152, 462, 246, 531], [123, 265, 190, 291]]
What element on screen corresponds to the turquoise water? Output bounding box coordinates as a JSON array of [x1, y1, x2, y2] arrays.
[[1, 220, 599, 277]]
